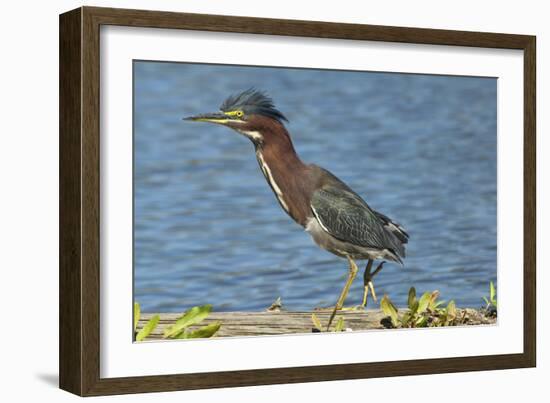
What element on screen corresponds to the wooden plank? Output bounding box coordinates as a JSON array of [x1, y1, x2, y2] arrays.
[[138, 309, 496, 339]]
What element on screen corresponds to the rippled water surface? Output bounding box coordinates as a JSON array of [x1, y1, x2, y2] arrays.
[[134, 61, 497, 312]]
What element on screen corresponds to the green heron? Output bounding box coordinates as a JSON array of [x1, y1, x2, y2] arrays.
[[185, 89, 409, 329]]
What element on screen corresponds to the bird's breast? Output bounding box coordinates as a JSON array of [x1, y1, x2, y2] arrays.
[[305, 216, 336, 251], [304, 216, 352, 257]]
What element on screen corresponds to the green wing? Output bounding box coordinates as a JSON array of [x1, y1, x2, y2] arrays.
[[310, 185, 405, 259]]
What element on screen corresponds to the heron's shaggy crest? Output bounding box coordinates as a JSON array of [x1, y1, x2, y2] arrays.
[[221, 88, 288, 123]]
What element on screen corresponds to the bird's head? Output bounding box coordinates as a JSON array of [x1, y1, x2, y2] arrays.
[[184, 89, 288, 144]]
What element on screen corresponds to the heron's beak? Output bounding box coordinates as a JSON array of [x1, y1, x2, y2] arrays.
[[183, 112, 232, 124]]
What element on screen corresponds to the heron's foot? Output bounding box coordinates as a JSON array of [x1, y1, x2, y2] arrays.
[[361, 261, 386, 308], [361, 281, 377, 307]]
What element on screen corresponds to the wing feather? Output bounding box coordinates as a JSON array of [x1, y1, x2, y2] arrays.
[[310, 185, 406, 259]]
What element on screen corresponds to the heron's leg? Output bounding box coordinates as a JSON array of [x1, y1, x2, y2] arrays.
[[361, 260, 373, 307], [327, 256, 358, 331], [361, 260, 386, 308]]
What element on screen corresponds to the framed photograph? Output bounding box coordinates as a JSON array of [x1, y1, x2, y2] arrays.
[[59, 6, 536, 396]]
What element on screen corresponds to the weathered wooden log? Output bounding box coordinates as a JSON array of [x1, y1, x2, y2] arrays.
[[138, 308, 496, 339]]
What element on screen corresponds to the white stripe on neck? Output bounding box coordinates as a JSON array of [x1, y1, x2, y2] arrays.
[[256, 151, 290, 213], [238, 130, 263, 142]]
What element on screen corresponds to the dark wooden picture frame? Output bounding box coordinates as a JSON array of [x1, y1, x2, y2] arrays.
[[59, 6, 536, 396]]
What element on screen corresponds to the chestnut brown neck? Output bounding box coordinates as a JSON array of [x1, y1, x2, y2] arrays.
[[251, 119, 316, 226]]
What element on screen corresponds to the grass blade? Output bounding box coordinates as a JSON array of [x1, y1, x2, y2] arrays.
[[428, 290, 440, 310], [417, 292, 431, 314], [407, 287, 416, 308], [133, 302, 140, 332], [164, 304, 213, 338], [335, 317, 345, 332], [178, 322, 221, 339], [381, 295, 399, 327], [311, 313, 323, 332], [136, 314, 159, 342], [446, 301, 456, 322]]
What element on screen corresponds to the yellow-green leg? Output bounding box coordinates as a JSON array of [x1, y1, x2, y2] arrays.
[[361, 260, 386, 308], [327, 256, 358, 331]]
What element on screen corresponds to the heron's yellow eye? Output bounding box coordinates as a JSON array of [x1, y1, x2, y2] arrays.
[[225, 110, 244, 118]]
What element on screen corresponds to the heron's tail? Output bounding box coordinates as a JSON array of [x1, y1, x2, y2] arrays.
[[374, 211, 409, 244]]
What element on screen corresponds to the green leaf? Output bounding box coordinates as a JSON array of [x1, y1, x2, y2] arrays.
[[400, 312, 411, 327], [415, 316, 428, 327], [417, 292, 431, 314], [410, 300, 419, 315], [134, 302, 140, 332], [483, 296, 490, 306], [381, 295, 399, 327], [136, 314, 159, 342], [428, 290, 440, 310], [490, 281, 497, 306], [446, 301, 456, 322], [407, 287, 417, 309], [439, 310, 448, 324], [311, 313, 323, 332], [334, 317, 345, 332], [176, 322, 221, 339], [164, 304, 213, 338]]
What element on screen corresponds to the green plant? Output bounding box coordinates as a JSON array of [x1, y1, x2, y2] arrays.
[[163, 304, 221, 339], [380, 287, 460, 328], [133, 302, 221, 342], [483, 281, 498, 310], [311, 313, 345, 332], [134, 302, 160, 341]]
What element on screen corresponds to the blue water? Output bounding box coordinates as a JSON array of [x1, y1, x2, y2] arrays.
[[134, 61, 497, 312]]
